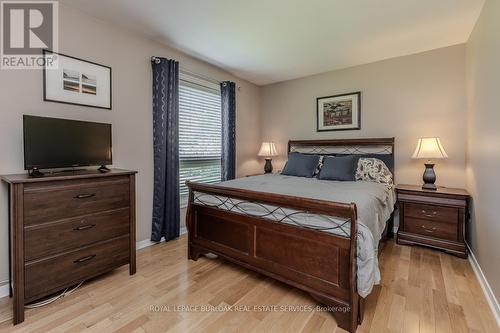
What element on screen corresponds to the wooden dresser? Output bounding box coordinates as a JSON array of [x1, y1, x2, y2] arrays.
[[0, 169, 137, 324], [396, 184, 470, 258]]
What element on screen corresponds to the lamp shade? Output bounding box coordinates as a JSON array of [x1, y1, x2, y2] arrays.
[[412, 137, 448, 159], [257, 142, 278, 157]]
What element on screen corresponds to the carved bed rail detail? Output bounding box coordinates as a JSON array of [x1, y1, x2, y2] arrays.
[[184, 138, 395, 333], [185, 181, 359, 332]]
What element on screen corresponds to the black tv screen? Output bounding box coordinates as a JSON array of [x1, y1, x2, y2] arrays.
[[23, 115, 112, 170]]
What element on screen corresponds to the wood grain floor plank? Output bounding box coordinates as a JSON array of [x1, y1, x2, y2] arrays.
[[439, 251, 461, 305], [408, 246, 421, 288], [449, 303, 471, 333], [432, 289, 453, 333], [419, 284, 436, 333], [368, 286, 393, 333], [402, 284, 421, 333], [300, 312, 326, 333], [0, 236, 496, 333], [387, 293, 405, 333], [316, 314, 338, 333]]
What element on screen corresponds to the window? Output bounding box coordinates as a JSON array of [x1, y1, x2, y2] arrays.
[[179, 72, 222, 205]]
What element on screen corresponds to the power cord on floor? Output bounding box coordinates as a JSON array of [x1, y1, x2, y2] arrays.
[[24, 281, 84, 309]]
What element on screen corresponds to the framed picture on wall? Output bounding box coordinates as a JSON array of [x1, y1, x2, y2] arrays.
[[43, 50, 112, 110], [316, 92, 360, 131]]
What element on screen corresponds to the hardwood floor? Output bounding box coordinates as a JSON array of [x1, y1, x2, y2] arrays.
[[0, 235, 497, 333]]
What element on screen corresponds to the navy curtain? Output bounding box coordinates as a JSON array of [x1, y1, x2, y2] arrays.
[[151, 57, 180, 242], [221, 81, 236, 181]]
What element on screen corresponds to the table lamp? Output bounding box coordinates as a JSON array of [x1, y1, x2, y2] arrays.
[[257, 142, 278, 173], [412, 137, 448, 190]]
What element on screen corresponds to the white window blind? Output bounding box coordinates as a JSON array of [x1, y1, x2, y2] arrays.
[[179, 73, 222, 204]]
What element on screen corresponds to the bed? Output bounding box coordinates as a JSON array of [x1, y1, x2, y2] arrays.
[[186, 138, 395, 333]]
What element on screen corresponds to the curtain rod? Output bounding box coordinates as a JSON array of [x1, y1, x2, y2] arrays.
[[150, 56, 222, 86]]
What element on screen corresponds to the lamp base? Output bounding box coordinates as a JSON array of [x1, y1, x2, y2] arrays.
[[264, 158, 273, 174], [422, 163, 437, 191], [422, 183, 437, 190]]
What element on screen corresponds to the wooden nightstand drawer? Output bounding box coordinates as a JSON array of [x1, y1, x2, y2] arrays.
[[404, 203, 458, 223], [396, 184, 470, 258], [404, 217, 457, 241]]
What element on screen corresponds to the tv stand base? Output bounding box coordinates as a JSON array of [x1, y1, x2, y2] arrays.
[[98, 165, 111, 173], [29, 168, 44, 178]]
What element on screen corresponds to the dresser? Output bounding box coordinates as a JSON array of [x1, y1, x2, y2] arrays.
[[0, 169, 137, 324], [396, 184, 470, 258]]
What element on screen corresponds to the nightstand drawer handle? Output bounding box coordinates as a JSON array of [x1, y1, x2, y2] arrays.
[[421, 225, 437, 233], [421, 210, 437, 218]]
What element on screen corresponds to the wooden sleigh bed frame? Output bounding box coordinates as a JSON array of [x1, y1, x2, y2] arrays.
[[186, 138, 395, 333]]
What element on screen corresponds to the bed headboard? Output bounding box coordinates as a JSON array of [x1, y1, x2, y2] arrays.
[[287, 137, 395, 178]]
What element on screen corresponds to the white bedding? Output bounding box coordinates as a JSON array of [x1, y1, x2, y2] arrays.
[[192, 174, 395, 297]]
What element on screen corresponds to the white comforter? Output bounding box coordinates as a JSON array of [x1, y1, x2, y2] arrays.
[[194, 174, 395, 297]]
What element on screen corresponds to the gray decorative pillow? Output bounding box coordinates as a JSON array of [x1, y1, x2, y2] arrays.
[[355, 158, 394, 189], [318, 155, 357, 181], [281, 153, 321, 178]]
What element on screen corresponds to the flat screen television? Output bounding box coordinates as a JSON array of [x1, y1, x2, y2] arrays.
[[23, 115, 112, 172]]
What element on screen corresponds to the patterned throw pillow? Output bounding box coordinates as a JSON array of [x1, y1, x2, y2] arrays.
[[355, 158, 394, 189], [313, 156, 324, 177]]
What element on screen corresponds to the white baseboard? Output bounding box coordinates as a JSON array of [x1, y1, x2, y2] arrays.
[[0, 281, 9, 299], [136, 227, 187, 251], [466, 244, 500, 327], [136, 238, 158, 250]]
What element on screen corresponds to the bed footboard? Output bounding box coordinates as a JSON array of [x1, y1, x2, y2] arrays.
[[186, 181, 360, 333]]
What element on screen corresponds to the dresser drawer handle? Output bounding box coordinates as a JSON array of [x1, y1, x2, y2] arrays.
[[421, 225, 437, 233], [73, 224, 96, 231], [74, 193, 96, 199], [73, 254, 96, 263]]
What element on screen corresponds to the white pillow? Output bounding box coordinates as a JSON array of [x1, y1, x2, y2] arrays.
[[355, 158, 394, 189]]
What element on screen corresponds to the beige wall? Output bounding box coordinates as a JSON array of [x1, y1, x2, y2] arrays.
[[259, 45, 467, 188], [466, 0, 500, 301], [0, 5, 261, 286], [1, 2, 495, 308]]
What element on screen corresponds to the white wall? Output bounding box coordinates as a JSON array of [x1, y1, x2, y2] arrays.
[[259, 45, 467, 188], [466, 0, 500, 301], [0, 4, 261, 286]]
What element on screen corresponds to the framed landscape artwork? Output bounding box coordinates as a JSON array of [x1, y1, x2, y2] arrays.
[[316, 92, 360, 131], [43, 50, 112, 110]]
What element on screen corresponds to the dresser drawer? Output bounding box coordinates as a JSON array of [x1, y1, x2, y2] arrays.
[[24, 177, 130, 226], [24, 236, 130, 300], [25, 208, 130, 261], [404, 203, 457, 223], [404, 217, 457, 241]]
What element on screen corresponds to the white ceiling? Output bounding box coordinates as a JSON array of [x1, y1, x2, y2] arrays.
[[61, 0, 484, 85]]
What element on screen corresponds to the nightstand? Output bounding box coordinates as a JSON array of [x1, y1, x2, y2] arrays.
[[396, 184, 470, 258]]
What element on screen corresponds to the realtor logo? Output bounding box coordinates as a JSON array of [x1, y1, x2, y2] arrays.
[[1, 1, 58, 69]]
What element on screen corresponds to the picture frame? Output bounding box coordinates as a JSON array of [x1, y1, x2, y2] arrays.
[[43, 50, 112, 110], [316, 92, 361, 132]]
